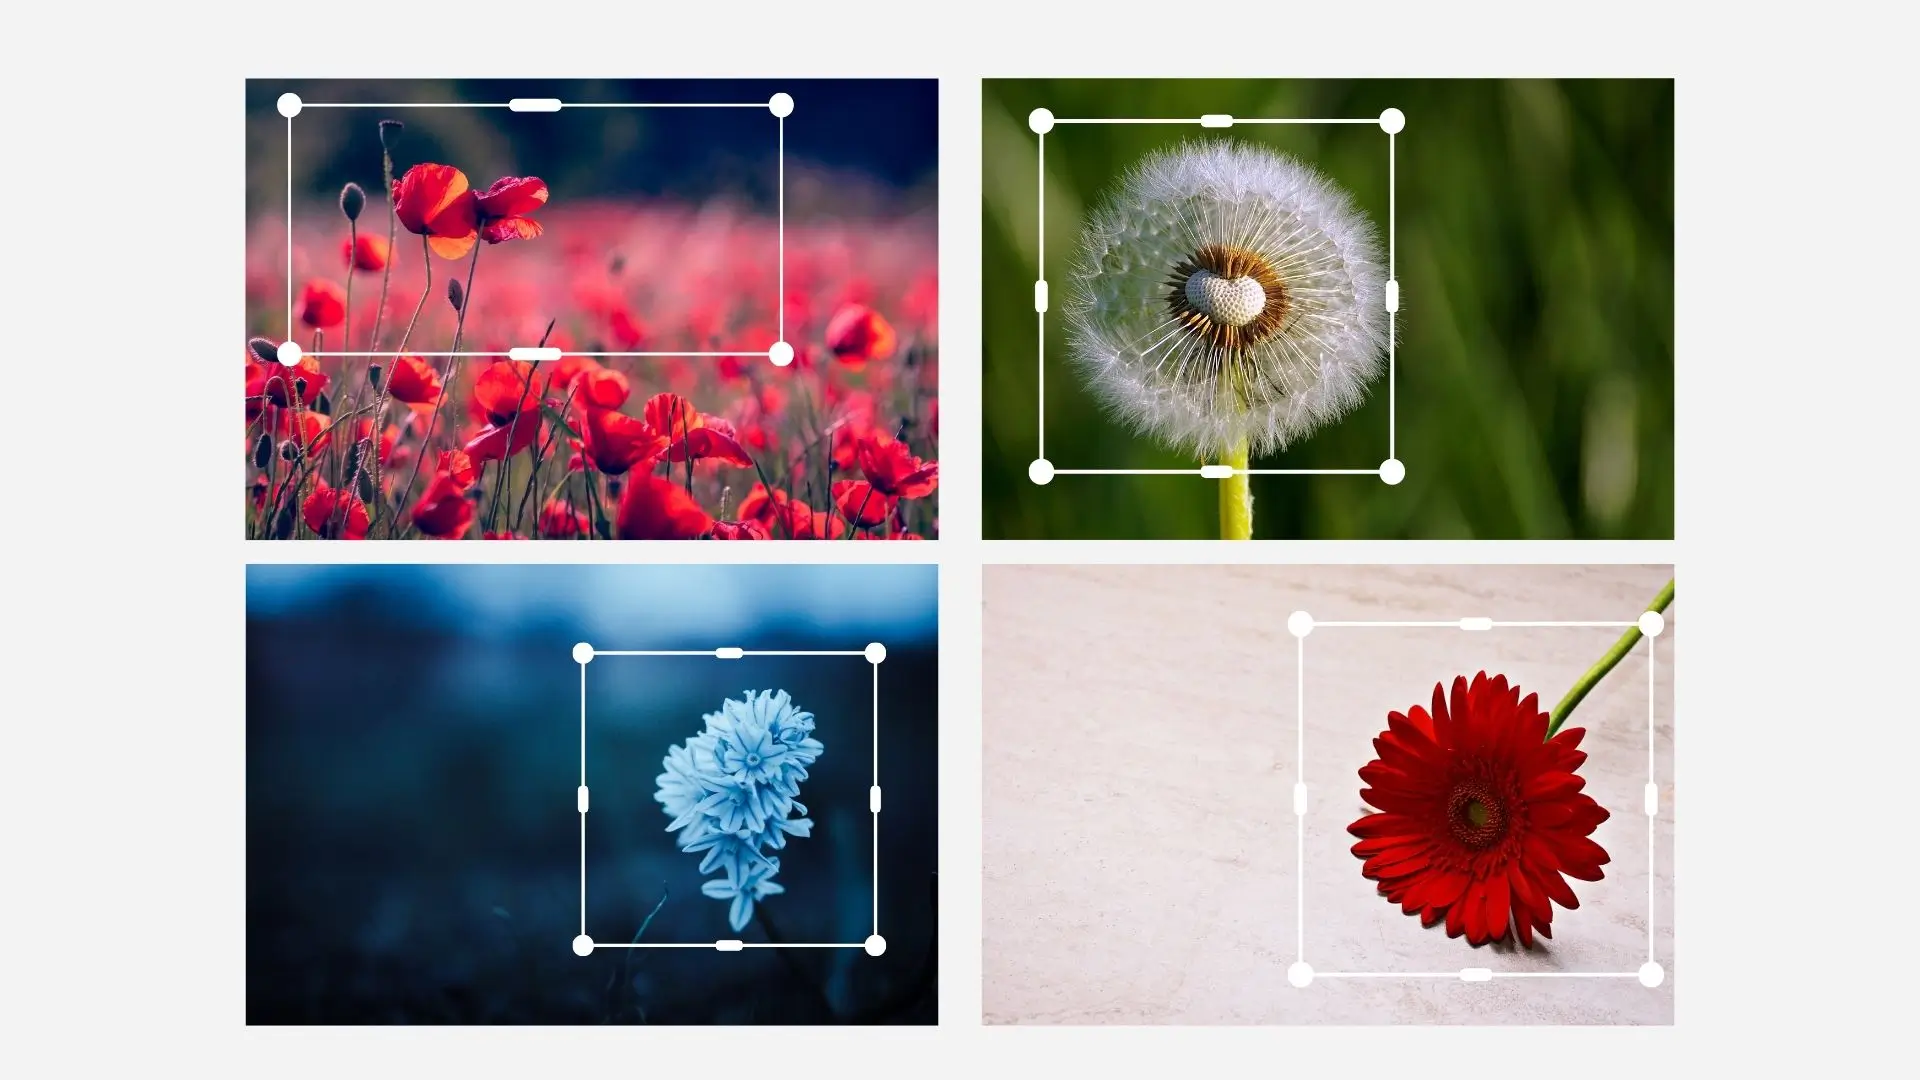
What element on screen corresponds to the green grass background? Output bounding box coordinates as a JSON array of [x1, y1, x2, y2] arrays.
[[982, 79, 1674, 539]]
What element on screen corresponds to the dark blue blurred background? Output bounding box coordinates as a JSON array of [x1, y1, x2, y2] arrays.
[[247, 564, 937, 1024], [246, 78, 938, 213]]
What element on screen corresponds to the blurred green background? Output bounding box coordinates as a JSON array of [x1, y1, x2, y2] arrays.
[[982, 79, 1673, 539]]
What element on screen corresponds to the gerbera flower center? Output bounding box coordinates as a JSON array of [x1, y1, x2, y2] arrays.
[[1445, 780, 1509, 850], [1164, 243, 1288, 351]]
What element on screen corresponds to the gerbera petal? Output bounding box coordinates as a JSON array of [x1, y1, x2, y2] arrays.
[[1348, 812, 1419, 839], [1522, 771, 1584, 801], [1484, 872, 1511, 942]]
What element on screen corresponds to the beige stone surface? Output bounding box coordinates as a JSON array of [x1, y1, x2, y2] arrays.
[[982, 564, 1675, 1025]]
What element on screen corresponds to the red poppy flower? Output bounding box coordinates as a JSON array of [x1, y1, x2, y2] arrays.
[[385, 354, 442, 406], [438, 448, 478, 488], [1348, 673, 1611, 948], [464, 409, 543, 462], [301, 483, 370, 540], [608, 307, 646, 349], [576, 405, 669, 475], [710, 520, 771, 540], [648, 393, 760, 465], [832, 480, 895, 528], [857, 437, 938, 498], [393, 163, 479, 259], [342, 234, 390, 273], [751, 488, 845, 540], [616, 475, 712, 540], [643, 393, 754, 467], [247, 356, 328, 409], [475, 175, 548, 244], [545, 355, 600, 397], [825, 303, 896, 365], [299, 279, 347, 329], [354, 418, 401, 468], [576, 366, 630, 410], [411, 452, 477, 539], [737, 483, 780, 528], [472, 360, 540, 424], [265, 407, 337, 455], [537, 498, 590, 539]]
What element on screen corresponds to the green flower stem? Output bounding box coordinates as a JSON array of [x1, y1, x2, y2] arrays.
[[1546, 578, 1675, 738], [1219, 442, 1252, 540]]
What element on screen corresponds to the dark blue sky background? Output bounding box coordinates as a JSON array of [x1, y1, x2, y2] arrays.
[[247, 564, 937, 1024], [246, 79, 937, 213]]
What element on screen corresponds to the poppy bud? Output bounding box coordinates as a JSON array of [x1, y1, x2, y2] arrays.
[[279, 439, 300, 462], [294, 377, 309, 398], [448, 278, 465, 312], [340, 182, 366, 221], [251, 432, 272, 469], [355, 467, 375, 503], [248, 337, 278, 365], [367, 363, 383, 389], [315, 392, 333, 415]]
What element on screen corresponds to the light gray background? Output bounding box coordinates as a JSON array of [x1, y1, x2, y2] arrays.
[[983, 564, 1674, 1024]]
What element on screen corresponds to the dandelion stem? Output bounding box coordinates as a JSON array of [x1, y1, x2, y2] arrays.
[[1219, 441, 1253, 541], [1546, 578, 1675, 738]]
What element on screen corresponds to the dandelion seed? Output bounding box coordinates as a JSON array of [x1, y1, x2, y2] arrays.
[[655, 689, 823, 932], [1066, 140, 1387, 460]]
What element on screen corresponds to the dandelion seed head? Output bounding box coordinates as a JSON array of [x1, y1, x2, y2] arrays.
[[1066, 140, 1388, 458]]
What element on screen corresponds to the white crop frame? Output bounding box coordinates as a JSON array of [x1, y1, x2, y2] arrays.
[[1023, 106, 1405, 489], [568, 641, 888, 957], [270, 88, 799, 370], [1282, 608, 1667, 989]]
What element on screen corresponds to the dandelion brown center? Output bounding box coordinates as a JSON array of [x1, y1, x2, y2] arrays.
[[1445, 781, 1508, 850], [1164, 243, 1288, 351]]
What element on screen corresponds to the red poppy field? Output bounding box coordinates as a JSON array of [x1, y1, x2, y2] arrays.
[[245, 81, 938, 540]]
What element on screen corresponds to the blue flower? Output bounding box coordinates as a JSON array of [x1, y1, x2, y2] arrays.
[[655, 689, 824, 932]]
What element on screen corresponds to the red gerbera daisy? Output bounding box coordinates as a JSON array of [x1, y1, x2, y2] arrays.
[[1348, 672, 1611, 948]]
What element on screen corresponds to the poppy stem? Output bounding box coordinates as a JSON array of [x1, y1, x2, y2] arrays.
[[585, 472, 608, 539], [368, 130, 398, 354], [486, 320, 552, 535], [1218, 441, 1253, 541], [516, 378, 579, 533], [1546, 578, 1675, 738], [370, 234, 434, 534], [392, 241, 481, 536]]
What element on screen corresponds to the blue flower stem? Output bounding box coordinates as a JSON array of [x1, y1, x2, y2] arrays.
[[1546, 578, 1674, 739]]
